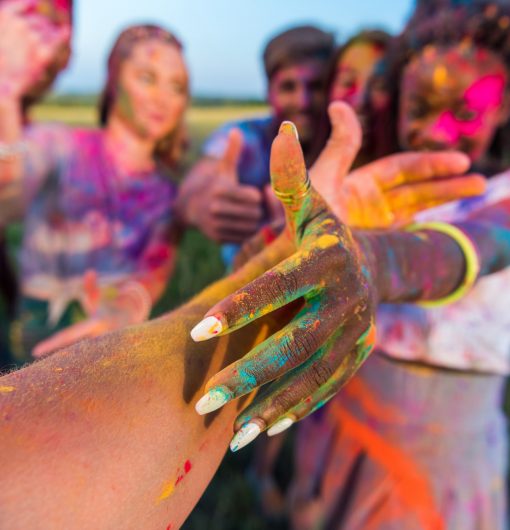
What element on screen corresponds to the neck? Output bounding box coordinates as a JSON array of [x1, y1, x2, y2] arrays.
[[104, 115, 156, 174]]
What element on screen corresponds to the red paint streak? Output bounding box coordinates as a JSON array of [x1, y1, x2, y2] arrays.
[[174, 459, 192, 486]]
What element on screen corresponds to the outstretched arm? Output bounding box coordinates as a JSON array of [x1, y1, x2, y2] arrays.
[[0, 235, 293, 530]]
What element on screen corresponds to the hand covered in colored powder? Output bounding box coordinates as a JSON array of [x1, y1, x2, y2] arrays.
[[190, 121, 377, 451], [0, 0, 69, 98], [32, 271, 151, 358], [311, 102, 486, 228]]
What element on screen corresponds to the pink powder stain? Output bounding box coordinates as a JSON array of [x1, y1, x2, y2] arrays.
[[166, 524, 172, 530], [464, 74, 505, 111], [432, 74, 505, 144]]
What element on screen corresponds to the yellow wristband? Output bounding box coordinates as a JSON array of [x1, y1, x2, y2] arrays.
[[406, 221, 480, 308]]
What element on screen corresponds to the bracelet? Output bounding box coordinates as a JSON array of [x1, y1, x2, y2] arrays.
[[406, 221, 480, 308], [0, 141, 27, 160]]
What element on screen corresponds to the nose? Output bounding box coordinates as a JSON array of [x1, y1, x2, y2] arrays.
[[295, 84, 312, 111]]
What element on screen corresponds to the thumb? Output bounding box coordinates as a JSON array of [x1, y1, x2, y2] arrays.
[[219, 127, 244, 183], [270, 121, 314, 240], [309, 101, 361, 212]]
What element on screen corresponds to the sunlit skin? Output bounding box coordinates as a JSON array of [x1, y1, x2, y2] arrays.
[[267, 59, 326, 145], [399, 44, 510, 163], [111, 39, 188, 146], [329, 41, 385, 116]]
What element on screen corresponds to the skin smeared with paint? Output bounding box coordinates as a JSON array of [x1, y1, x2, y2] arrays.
[[309, 104, 486, 230], [399, 44, 510, 163], [157, 459, 192, 502], [112, 39, 188, 144], [190, 120, 495, 451], [267, 59, 327, 147], [329, 40, 385, 117]]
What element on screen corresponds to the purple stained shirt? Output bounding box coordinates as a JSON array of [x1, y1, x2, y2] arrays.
[[19, 123, 176, 320]]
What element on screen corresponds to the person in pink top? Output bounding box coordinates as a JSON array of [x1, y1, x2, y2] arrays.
[[0, 19, 189, 360]]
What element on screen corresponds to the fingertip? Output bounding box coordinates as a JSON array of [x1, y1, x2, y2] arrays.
[[190, 315, 223, 342], [270, 124, 306, 195], [442, 150, 471, 172]]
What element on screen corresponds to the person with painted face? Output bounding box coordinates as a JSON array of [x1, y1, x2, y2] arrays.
[[284, 3, 510, 529], [174, 25, 334, 266], [0, 23, 189, 360], [0, 0, 72, 367], [327, 29, 392, 166]]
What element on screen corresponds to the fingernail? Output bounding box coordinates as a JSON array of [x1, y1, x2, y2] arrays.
[[195, 386, 233, 415], [190, 316, 223, 342], [279, 121, 299, 140], [230, 422, 261, 452], [267, 417, 294, 437]]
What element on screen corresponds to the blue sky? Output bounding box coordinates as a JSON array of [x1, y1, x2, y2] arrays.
[[56, 0, 414, 97]]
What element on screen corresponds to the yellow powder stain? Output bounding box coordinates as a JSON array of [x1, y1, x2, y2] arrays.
[[433, 65, 448, 89], [54, 367, 63, 372], [315, 234, 340, 249], [157, 481, 175, 502], [101, 360, 113, 368], [0, 386, 15, 393]]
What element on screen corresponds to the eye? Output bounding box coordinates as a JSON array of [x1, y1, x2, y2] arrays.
[[137, 71, 156, 84], [278, 80, 297, 93], [167, 81, 186, 96], [454, 108, 478, 122]]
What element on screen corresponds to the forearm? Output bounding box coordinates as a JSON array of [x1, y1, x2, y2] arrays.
[[357, 200, 510, 304], [0, 237, 291, 529]]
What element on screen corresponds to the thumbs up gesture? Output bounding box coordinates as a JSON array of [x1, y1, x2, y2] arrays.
[[177, 127, 265, 243]]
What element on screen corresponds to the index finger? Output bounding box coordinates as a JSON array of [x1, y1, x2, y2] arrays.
[[352, 151, 471, 191]]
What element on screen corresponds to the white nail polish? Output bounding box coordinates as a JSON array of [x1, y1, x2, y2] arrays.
[[230, 422, 261, 452], [267, 417, 294, 437], [195, 386, 232, 415], [190, 316, 223, 342]]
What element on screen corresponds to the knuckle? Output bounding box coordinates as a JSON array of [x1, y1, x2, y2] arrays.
[[307, 359, 334, 389], [268, 392, 295, 418]]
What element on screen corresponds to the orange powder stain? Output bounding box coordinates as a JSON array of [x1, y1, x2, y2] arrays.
[[329, 401, 445, 530], [157, 481, 175, 502], [0, 386, 15, 393]]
